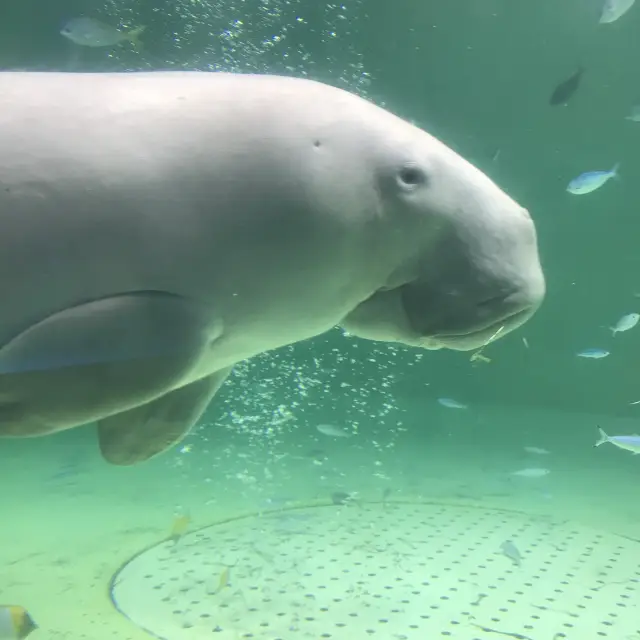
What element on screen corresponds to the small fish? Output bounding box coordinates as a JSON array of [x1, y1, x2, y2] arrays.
[[60, 17, 145, 48], [470, 324, 504, 364], [610, 312, 639, 336], [316, 423, 351, 438], [600, 0, 636, 23], [0, 606, 37, 640], [577, 348, 609, 359], [625, 104, 640, 122], [500, 540, 522, 566], [168, 513, 191, 544], [549, 67, 584, 106], [524, 446, 550, 455], [261, 496, 294, 509], [217, 566, 230, 592], [595, 426, 640, 454], [470, 351, 491, 364], [437, 397, 467, 409], [331, 491, 354, 505], [567, 163, 619, 195], [511, 467, 550, 478]]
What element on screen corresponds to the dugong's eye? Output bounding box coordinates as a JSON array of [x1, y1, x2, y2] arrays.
[[397, 164, 427, 188]]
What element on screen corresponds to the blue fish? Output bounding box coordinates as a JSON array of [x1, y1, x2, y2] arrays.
[[567, 163, 619, 194], [595, 427, 640, 454], [577, 348, 609, 359]]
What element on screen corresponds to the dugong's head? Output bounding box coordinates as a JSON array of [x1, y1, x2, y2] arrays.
[[340, 118, 545, 352]]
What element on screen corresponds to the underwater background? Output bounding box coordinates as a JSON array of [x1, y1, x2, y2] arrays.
[[2, 0, 640, 639]]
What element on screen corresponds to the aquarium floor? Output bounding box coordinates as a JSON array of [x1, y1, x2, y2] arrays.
[[5, 410, 640, 640], [110, 503, 640, 640]]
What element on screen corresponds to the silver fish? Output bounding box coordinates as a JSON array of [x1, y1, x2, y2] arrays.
[[577, 348, 609, 359], [316, 423, 351, 438], [595, 426, 640, 454], [524, 446, 550, 455], [60, 17, 145, 48], [437, 397, 468, 409], [610, 312, 639, 336], [625, 104, 640, 122], [511, 467, 550, 478], [500, 540, 522, 566], [600, 0, 636, 23]]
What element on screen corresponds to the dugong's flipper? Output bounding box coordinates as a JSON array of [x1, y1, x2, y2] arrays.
[[0, 292, 216, 448], [97, 368, 231, 465]]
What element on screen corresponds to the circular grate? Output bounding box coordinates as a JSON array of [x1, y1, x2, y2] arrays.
[[110, 503, 640, 640]]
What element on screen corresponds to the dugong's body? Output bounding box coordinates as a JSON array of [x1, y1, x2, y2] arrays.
[[0, 71, 545, 464]]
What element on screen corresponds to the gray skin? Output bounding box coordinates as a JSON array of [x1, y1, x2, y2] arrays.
[[0, 71, 545, 464]]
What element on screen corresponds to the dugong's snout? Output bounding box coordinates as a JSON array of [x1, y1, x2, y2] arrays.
[[401, 203, 546, 351], [339, 113, 545, 352], [340, 200, 545, 352]]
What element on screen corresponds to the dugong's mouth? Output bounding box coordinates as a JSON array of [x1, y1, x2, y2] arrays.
[[340, 286, 539, 353], [426, 307, 533, 352]]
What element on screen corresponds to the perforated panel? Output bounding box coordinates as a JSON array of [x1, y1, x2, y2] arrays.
[[110, 503, 640, 639]]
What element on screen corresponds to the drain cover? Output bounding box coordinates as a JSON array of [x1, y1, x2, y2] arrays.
[[110, 503, 640, 640]]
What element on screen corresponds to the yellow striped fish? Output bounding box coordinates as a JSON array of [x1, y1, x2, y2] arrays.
[[0, 606, 37, 639]]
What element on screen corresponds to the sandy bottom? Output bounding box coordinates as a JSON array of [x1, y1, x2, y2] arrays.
[[2, 404, 639, 640]]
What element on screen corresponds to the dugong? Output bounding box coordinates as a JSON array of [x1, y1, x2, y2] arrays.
[[0, 71, 545, 464]]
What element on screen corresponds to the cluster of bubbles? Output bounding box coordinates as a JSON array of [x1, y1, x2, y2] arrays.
[[90, 0, 414, 460], [197, 331, 425, 451], [176, 333, 425, 510], [96, 0, 372, 97]]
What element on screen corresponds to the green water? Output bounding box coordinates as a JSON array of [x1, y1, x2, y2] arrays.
[[4, 0, 636, 415], [2, 1, 640, 639]]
